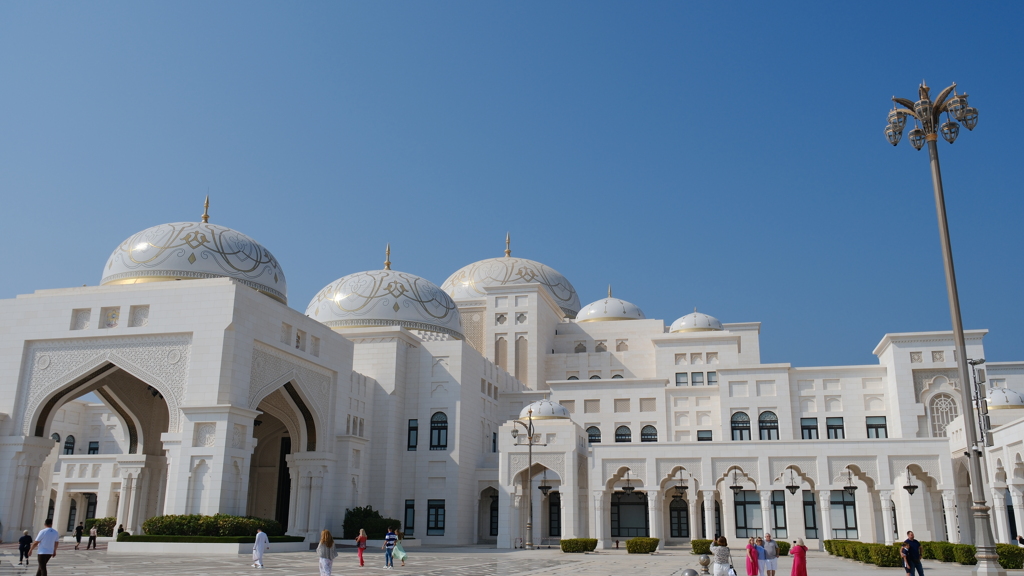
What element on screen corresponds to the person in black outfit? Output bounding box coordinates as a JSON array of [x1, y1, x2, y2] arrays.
[[904, 531, 925, 576], [18, 530, 33, 565], [74, 523, 84, 550]]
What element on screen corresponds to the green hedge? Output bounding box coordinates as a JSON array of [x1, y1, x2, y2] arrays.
[[932, 541, 956, 562], [868, 543, 903, 567], [825, 539, 994, 568], [142, 514, 284, 537], [84, 517, 116, 537], [691, 539, 712, 555], [342, 506, 402, 539], [626, 537, 660, 554], [560, 538, 598, 553], [116, 534, 305, 544], [774, 540, 790, 556], [920, 541, 934, 560], [996, 543, 1024, 569], [953, 544, 977, 565]]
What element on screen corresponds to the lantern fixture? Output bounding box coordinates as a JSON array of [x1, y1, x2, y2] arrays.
[[785, 468, 800, 495], [946, 91, 969, 121], [888, 107, 907, 132], [730, 470, 743, 494], [885, 124, 903, 146], [941, 120, 960, 144], [538, 469, 552, 497], [511, 428, 518, 439], [673, 469, 688, 500], [961, 107, 979, 131], [844, 468, 858, 496], [908, 127, 926, 150], [903, 467, 919, 496], [622, 469, 636, 494]]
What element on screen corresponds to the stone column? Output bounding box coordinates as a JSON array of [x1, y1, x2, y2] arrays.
[[647, 490, 663, 549], [593, 491, 607, 549], [1010, 487, 1024, 542], [760, 490, 773, 537], [991, 488, 1010, 544], [308, 475, 324, 535], [295, 474, 311, 534], [703, 490, 717, 540], [531, 486, 543, 544], [942, 490, 960, 543], [690, 495, 701, 539], [818, 491, 832, 544], [878, 490, 894, 545]]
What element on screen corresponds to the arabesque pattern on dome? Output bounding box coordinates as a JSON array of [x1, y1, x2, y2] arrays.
[[988, 387, 1024, 410], [442, 253, 580, 319], [101, 221, 287, 304], [307, 269, 463, 339], [520, 399, 571, 420]]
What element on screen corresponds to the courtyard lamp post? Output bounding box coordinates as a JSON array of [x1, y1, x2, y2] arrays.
[[510, 408, 536, 550], [885, 82, 1002, 576]]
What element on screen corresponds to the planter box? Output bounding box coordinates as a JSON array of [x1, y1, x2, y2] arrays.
[[107, 540, 310, 555]]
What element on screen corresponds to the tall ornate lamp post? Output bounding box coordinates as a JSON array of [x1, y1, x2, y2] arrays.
[[885, 82, 1003, 576], [511, 408, 536, 550]]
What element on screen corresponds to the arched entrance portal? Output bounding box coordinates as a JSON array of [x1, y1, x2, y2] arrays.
[[247, 410, 292, 527]]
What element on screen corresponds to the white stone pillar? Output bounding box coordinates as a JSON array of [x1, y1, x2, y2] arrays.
[[647, 490, 663, 548], [593, 491, 607, 549], [991, 488, 1010, 544], [308, 475, 324, 534], [690, 495, 701, 540], [1010, 487, 1024, 542], [116, 475, 132, 531], [879, 490, 894, 545], [818, 491, 832, 544], [531, 485, 543, 544], [561, 488, 576, 539], [760, 490, 773, 537], [703, 490, 717, 540], [942, 490, 959, 543], [295, 474, 311, 534]]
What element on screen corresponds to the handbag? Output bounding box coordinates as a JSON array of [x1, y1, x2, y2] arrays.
[[728, 567, 738, 576]]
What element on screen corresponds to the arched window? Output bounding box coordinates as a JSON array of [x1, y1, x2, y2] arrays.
[[64, 435, 76, 455], [567, 376, 579, 380], [430, 412, 448, 450], [615, 426, 632, 443], [758, 411, 779, 440], [587, 426, 601, 444], [612, 374, 624, 379], [574, 342, 587, 353], [641, 425, 658, 442], [589, 375, 601, 380], [930, 393, 959, 437], [51, 433, 60, 444], [731, 413, 751, 441]]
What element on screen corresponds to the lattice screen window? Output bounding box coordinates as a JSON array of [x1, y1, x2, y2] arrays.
[[614, 399, 630, 413], [584, 399, 600, 413], [562, 400, 575, 414], [639, 398, 657, 412]]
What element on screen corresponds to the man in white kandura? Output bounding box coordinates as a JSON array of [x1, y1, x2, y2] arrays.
[[252, 527, 270, 569]]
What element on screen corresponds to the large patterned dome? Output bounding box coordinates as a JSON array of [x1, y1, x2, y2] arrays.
[[307, 266, 463, 339], [101, 219, 287, 304], [441, 237, 580, 318]]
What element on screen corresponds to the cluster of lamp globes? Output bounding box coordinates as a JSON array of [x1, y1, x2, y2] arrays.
[[885, 82, 979, 149]]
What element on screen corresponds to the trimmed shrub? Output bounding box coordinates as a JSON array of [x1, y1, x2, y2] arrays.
[[85, 517, 116, 537], [868, 543, 902, 567], [996, 543, 1024, 569], [560, 538, 598, 553], [141, 514, 283, 537], [116, 534, 305, 543], [919, 541, 935, 560], [115, 531, 130, 541], [823, 539, 837, 555], [691, 539, 713, 555], [342, 506, 402, 539], [953, 544, 977, 565], [932, 541, 956, 562], [775, 540, 790, 556], [626, 537, 660, 554], [855, 543, 872, 563]]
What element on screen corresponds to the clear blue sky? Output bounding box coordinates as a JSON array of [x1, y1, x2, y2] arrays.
[[2, 2, 1021, 368]]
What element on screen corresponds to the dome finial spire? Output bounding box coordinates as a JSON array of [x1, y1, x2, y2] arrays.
[[201, 195, 210, 223], [504, 232, 511, 257], [384, 243, 392, 270], [608, 284, 612, 298]]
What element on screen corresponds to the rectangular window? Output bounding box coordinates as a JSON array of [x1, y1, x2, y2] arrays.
[[734, 490, 763, 538], [801, 418, 819, 440], [803, 491, 819, 539], [691, 372, 705, 386], [697, 430, 713, 442], [827, 417, 845, 439], [771, 490, 788, 538], [405, 500, 415, 536], [830, 490, 858, 539], [707, 371, 718, 386], [614, 399, 630, 413], [675, 373, 688, 386], [427, 500, 445, 535], [87, 441, 99, 455], [407, 419, 418, 451], [492, 432, 497, 453], [584, 399, 600, 413], [866, 416, 888, 438]]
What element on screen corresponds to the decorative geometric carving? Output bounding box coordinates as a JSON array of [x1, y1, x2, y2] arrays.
[[889, 456, 942, 484], [20, 334, 191, 435], [712, 458, 758, 480], [248, 342, 333, 433], [128, 305, 150, 327], [194, 423, 216, 447], [913, 369, 960, 402], [770, 457, 818, 484], [910, 351, 923, 364], [232, 424, 245, 449], [602, 459, 647, 486], [259, 389, 301, 443], [508, 453, 565, 484], [932, 351, 945, 363], [71, 309, 91, 330], [656, 459, 702, 485], [829, 456, 879, 484]]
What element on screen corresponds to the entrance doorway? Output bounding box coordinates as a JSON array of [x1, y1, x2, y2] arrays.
[[611, 491, 649, 537]]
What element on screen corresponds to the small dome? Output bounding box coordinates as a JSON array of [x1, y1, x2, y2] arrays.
[[988, 388, 1024, 410], [307, 268, 463, 339], [670, 309, 724, 333], [441, 237, 580, 318], [520, 399, 571, 420], [101, 221, 287, 304], [577, 288, 646, 322]]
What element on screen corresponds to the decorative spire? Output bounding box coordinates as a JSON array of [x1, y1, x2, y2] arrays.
[[608, 285, 612, 298], [384, 243, 391, 270], [201, 195, 210, 223], [694, 307, 698, 313], [504, 232, 511, 257]]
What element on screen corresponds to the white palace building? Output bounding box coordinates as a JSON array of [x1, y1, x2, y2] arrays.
[[2, 208, 1024, 550]]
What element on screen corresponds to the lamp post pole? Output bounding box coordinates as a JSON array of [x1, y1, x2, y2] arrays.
[[885, 82, 1002, 576], [512, 409, 535, 550]]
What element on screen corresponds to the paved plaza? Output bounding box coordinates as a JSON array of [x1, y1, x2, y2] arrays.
[[0, 545, 995, 576]]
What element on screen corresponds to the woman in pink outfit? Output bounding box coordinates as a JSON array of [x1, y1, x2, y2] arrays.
[[746, 537, 759, 576], [790, 538, 808, 576]]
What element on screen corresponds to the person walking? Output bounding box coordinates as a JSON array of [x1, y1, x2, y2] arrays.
[[18, 530, 33, 565], [251, 526, 270, 569], [900, 542, 912, 576], [710, 536, 734, 576], [28, 518, 61, 576], [316, 529, 338, 576], [382, 526, 398, 569], [762, 533, 778, 576], [355, 528, 368, 567], [904, 531, 925, 576], [789, 538, 807, 576], [74, 522, 84, 550], [394, 529, 407, 567], [86, 524, 98, 549], [745, 537, 759, 576], [754, 537, 767, 576]]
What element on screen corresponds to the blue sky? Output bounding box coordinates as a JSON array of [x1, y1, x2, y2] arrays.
[[1, 2, 1021, 368]]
